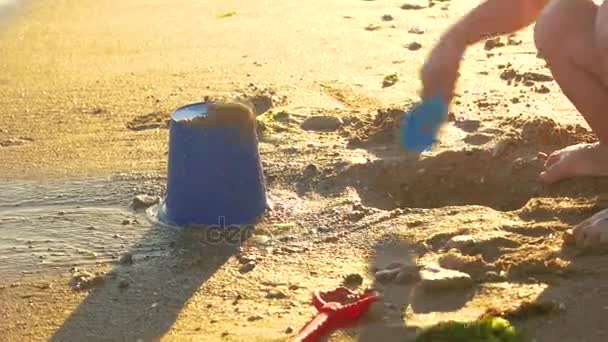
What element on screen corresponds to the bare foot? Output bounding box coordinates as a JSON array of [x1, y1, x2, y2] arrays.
[[564, 208, 608, 251], [537, 143, 608, 183]]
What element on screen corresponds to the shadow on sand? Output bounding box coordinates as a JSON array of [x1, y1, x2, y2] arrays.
[[50, 221, 247, 341]]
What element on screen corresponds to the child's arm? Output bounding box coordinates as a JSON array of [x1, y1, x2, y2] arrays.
[[421, 0, 550, 100], [448, 0, 549, 46]]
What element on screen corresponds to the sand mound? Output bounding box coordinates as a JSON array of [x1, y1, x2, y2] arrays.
[[503, 115, 595, 147], [341, 107, 404, 146]]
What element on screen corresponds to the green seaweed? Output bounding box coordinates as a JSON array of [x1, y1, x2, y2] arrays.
[[218, 11, 237, 18], [415, 317, 523, 342]]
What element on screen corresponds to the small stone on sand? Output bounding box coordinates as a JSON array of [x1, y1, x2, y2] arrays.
[[408, 26, 425, 34], [406, 42, 422, 51], [69, 271, 105, 291], [132, 194, 160, 211], [247, 314, 264, 322], [239, 261, 256, 273], [323, 235, 340, 243], [301, 116, 343, 132], [382, 73, 399, 87], [285, 326, 294, 334], [401, 3, 425, 10], [420, 265, 473, 291], [118, 252, 134, 265], [266, 289, 287, 299], [445, 235, 476, 250]]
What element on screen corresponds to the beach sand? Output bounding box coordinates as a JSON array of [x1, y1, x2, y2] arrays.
[[2, 0, 608, 341]]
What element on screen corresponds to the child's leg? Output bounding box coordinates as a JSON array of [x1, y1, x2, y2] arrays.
[[533, 0, 608, 183]]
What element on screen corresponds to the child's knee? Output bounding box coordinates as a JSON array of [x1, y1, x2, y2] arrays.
[[534, 0, 596, 59]]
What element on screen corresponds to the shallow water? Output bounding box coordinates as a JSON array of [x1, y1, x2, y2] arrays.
[[0, 174, 174, 278]]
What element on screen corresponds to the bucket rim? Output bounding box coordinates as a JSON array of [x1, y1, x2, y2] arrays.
[[170, 101, 220, 123]]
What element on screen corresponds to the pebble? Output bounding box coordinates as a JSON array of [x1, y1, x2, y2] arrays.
[[273, 111, 291, 122], [444, 235, 476, 250], [239, 261, 256, 273], [118, 253, 134, 265], [247, 314, 264, 322], [285, 326, 294, 334], [118, 279, 130, 289], [122, 219, 131, 225], [317, 225, 332, 233], [323, 235, 340, 243], [408, 26, 425, 34], [232, 292, 242, 305], [419, 265, 473, 291], [132, 195, 160, 211], [301, 116, 343, 132], [406, 42, 422, 51], [266, 289, 287, 299], [401, 3, 425, 10], [237, 254, 258, 264], [303, 164, 319, 177], [381, 14, 394, 21], [69, 271, 106, 291]]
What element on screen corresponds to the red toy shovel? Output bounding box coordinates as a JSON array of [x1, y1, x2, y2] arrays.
[[294, 287, 379, 342]]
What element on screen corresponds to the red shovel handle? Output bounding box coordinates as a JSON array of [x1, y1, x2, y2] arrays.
[[294, 312, 331, 342]]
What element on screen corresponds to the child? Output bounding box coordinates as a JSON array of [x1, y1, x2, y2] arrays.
[[421, 0, 608, 249]]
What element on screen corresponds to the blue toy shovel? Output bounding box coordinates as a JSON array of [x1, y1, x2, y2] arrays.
[[400, 94, 448, 152]]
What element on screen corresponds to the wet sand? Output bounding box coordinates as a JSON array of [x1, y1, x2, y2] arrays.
[[2, 0, 608, 342]]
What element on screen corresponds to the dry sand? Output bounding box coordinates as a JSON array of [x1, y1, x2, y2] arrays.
[[2, 0, 608, 341]]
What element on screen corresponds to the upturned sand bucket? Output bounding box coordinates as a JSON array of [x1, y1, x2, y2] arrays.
[[158, 101, 267, 226]]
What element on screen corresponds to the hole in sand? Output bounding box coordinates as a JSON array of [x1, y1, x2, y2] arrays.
[[334, 115, 602, 211], [339, 148, 608, 211]]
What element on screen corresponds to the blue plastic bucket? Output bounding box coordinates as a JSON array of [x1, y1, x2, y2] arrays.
[[159, 101, 267, 226]]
